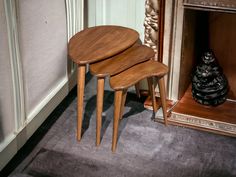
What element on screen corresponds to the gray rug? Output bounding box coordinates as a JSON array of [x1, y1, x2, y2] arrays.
[[9, 73, 236, 177]]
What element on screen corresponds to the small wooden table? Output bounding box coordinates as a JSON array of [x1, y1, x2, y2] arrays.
[[68, 25, 139, 141]]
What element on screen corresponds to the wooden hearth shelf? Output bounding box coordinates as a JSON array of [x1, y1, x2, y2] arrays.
[[170, 86, 236, 137]]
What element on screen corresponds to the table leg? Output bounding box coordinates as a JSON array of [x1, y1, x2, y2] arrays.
[[134, 82, 141, 98], [120, 89, 127, 120], [96, 77, 105, 146], [112, 90, 123, 152], [77, 64, 86, 141], [158, 77, 168, 125], [147, 77, 158, 112]]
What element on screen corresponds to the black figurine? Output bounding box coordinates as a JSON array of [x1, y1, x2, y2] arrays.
[[192, 50, 228, 106]]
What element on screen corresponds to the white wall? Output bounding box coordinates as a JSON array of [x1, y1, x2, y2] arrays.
[[0, 0, 83, 170], [0, 0, 15, 147], [17, 0, 68, 118], [88, 0, 145, 42]]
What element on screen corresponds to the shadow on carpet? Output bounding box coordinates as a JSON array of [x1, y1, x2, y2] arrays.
[[7, 74, 236, 177]]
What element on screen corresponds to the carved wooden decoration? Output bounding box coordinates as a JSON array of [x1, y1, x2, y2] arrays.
[[144, 0, 159, 60]]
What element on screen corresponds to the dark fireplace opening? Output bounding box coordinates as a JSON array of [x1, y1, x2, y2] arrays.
[[178, 9, 236, 102], [170, 6, 236, 136]]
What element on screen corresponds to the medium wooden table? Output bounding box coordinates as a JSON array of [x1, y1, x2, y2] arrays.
[[90, 43, 154, 145], [68, 25, 139, 141]]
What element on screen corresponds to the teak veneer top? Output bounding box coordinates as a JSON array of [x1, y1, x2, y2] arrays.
[[89, 44, 155, 77], [110, 60, 168, 90], [68, 25, 139, 64]]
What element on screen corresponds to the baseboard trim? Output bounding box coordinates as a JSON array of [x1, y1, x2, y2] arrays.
[[170, 112, 236, 136], [0, 72, 76, 170], [26, 77, 68, 124]]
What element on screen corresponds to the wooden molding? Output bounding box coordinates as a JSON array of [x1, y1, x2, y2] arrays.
[[65, 0, 84, 40], [144, 0, 159, 60], [170, 112, 236, 136], [4, 0, 25, 130], [144, 0, 165, 62], [183, 0, 236, 13]]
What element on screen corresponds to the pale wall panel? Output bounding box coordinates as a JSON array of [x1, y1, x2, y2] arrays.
[[17, 0, 68, 115], [0, 0, 15, 142], [88, 0, 145, 41], [105, 0, 145, 40]]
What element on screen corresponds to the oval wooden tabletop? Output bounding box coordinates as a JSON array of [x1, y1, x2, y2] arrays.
[[68, 25, 139, 64], [89, 44, 155, 77], [110, 60, 168, 90]]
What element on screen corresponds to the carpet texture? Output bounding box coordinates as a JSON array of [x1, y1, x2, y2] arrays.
[[8, 73, 236, 177]]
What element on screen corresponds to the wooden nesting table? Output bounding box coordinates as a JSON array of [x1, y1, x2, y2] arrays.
[[90, 43, 155, 145], [68, 25, 139, 141]]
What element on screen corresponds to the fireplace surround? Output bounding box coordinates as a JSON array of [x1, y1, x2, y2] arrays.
[[164, 0, 236, 136]]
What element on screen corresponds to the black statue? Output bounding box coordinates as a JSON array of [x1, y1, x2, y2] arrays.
[[192, 51, 228, 106]]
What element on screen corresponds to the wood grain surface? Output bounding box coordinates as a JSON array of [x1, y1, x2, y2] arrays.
[[183, 0, 236, 11], [77, 65, 86, 141], [110, 60, 168, 90], [173, 86, 236, 124], [89, 44, 155, 77], [208, 12, 236, 100], [68, 25, 139, 64]]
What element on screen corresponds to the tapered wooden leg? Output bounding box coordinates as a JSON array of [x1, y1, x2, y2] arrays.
[[96, 77, 105, 146], [77, 64, 86, 141], [158, 77, 168, 125], [119, 89, 127, 120], [147, 77, 158, 112], [112, 90, 123, 152], [134, 82, 141, 98]]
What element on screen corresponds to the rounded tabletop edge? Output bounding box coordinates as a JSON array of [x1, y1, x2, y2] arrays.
[[68, 25, 139, 64], [110, 60, 169, 90]]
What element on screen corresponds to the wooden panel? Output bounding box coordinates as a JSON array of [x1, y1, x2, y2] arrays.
[[208, 12, 236, 100], [178, 10, 196, 99], [183, 0, 236, 12]]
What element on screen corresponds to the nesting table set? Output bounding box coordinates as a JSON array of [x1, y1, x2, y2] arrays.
[[68, 25, 168, 152]]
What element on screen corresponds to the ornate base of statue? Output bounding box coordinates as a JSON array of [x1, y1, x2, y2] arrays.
[[192, 51, 228, 106]]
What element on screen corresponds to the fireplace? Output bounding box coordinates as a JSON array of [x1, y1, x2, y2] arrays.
[[166, 0, 236, 136]]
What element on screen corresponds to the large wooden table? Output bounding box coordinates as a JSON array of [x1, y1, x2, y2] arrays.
[[68, 25, 139, 141]]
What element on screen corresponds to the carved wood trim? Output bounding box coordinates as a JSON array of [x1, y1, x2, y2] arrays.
[[170, 112, 236, 136], [144, 0, 159, 60], [144, 0, 165, 62]]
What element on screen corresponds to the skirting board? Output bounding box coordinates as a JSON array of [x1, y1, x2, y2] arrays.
[[169, 112, 236, 137], [154, 112, 236, 137], [0, 72, 77, 170], [153, 107, 236, 137]]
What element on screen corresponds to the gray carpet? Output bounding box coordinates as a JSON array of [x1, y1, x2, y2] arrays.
[[9, 73, 236, 177]]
